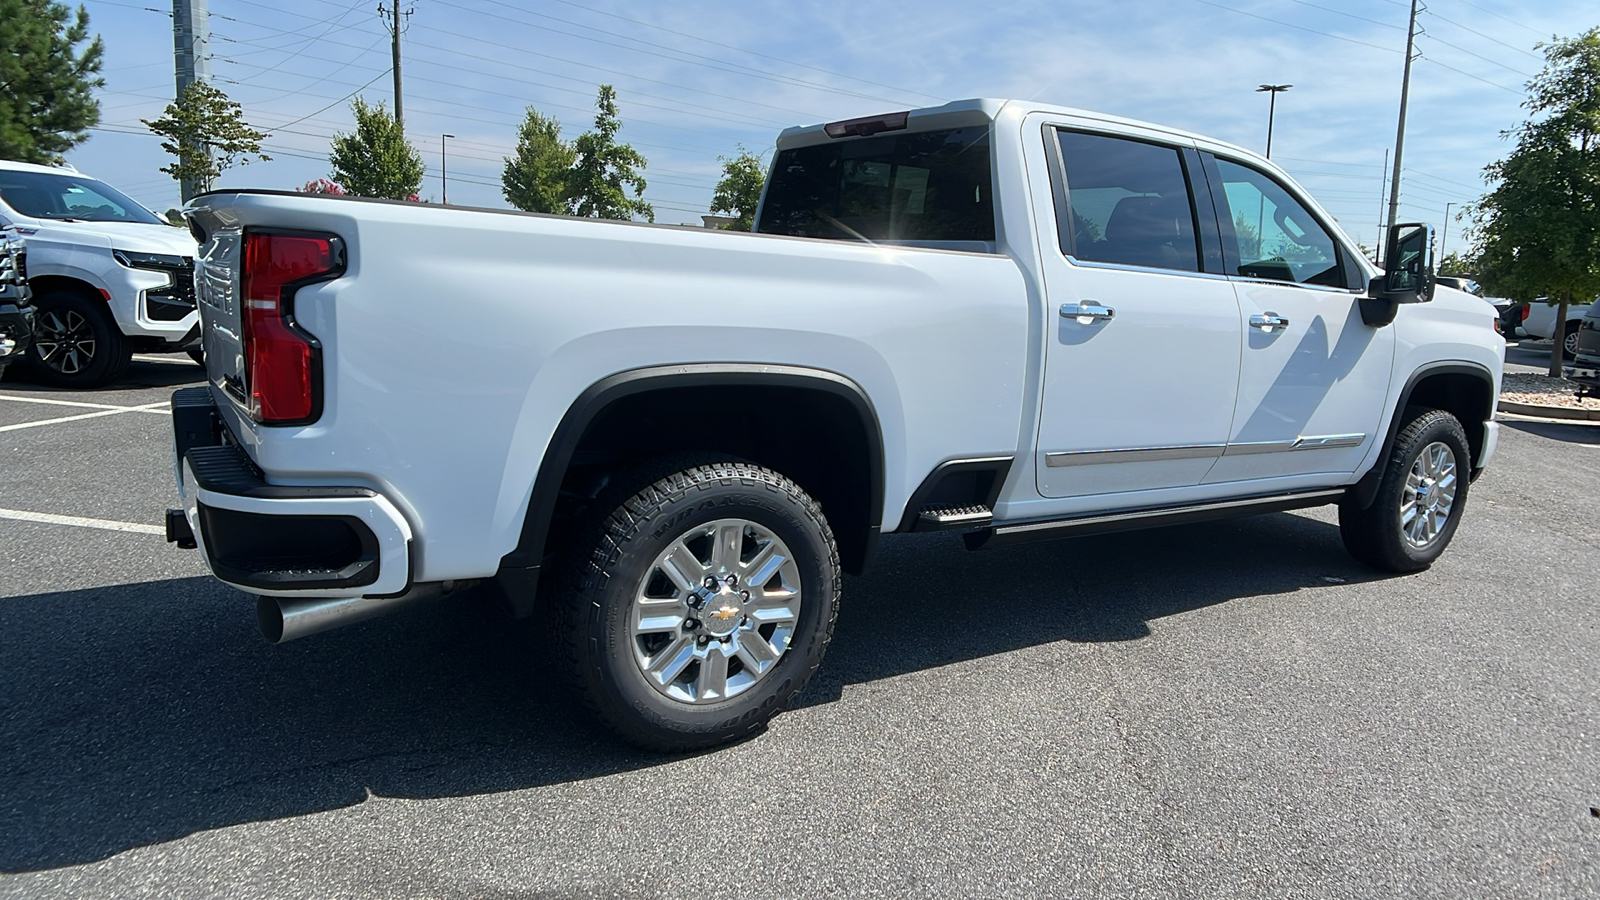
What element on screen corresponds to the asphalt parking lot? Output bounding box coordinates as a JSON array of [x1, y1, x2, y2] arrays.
[[0, 355, 1596, 899]]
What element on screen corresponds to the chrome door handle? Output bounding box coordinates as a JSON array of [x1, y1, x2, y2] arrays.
[[1061, 302, 1115, 323], [1250, 313, 1290, 332]]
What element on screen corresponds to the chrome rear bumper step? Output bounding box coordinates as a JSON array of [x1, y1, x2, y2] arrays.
[[964, 488, 1347, 551]]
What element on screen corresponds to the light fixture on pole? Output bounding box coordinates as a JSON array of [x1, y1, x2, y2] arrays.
[[441, 133, 455, 205], [1256, 84, 1292, 159]]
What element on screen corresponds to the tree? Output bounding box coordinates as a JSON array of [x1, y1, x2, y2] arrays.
[[328, 98, 424, 200], [502, 107, 575, 214], [0, 0, 103, 163], [142, 81, 269, 195], [1438, 251, 1475, 277], [567, 85, 652, 222], [709, 148, 764, 231], [1468, 29, 1600, 376]]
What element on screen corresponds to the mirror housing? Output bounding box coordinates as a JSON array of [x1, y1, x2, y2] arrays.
[[1361, 222, 1435, 327]]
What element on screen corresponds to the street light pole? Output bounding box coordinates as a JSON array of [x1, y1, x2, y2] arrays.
[[1256, 84, 1292, 159], [441, 133, 454, 205]]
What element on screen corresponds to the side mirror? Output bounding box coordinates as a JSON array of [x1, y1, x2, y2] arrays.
[[1361, 222, 1435, 327], [1385, 222, 1435, 302]]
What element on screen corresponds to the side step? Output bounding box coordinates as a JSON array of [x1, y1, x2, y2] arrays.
[[964, 488, 1346, 551], [917, 504, 993, 530]]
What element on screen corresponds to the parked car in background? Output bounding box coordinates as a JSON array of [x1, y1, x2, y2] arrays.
[[0, 160, 198, 387], [1523, 296, 1595, 360], [1435, 276, 1520, 338], [1563, 303, 1600, 402], [0, 228, 33, 381]]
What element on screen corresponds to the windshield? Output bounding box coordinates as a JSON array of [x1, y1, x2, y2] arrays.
[[0, 170, 164, 225], [757, 126, 995, 245]]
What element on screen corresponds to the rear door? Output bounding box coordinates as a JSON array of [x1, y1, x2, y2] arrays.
[[1199, 153, 1393, 484], [1033, 126, 1243, 499]]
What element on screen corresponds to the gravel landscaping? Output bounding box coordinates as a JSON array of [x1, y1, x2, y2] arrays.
[[1500, 371, 1597, 409]]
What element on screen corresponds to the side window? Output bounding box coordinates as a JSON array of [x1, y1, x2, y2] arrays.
[[1054, 130, 1200, 273], [1211, 158, 1346, 288]]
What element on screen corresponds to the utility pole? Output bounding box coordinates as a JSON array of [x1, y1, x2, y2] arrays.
[[1256, 84, 1292, 159], [1375, 148, 1390, 259], [378, 0, 412, 133], [1440, 201, 1454, 262], [441, 134, 454, 204], [172, 0, 212, 202], [1384, 0, 1421, 263]]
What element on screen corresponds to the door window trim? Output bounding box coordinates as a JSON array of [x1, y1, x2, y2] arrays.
[[1042, 124, 1215, 280]]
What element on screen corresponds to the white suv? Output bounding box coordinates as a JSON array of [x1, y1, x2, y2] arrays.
[[0, 160, 198, 387]]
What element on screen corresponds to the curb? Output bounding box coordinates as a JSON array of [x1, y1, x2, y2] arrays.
[[1497, 399, 1600, 421]]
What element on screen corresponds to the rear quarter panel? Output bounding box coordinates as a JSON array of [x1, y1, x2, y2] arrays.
[[203, 195, 1030, 581]]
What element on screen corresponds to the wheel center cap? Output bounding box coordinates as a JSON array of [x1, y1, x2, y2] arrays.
[[697, 586, 744, 637]]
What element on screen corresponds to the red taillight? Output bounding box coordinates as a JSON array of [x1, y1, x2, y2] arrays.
[[241, 232, 339, 424]]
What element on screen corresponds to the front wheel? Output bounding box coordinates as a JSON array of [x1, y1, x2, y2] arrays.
[[1339, 409, 1471, 572], [1562, 321, 1581, 361], [24, 290, 132, 388], [555, 458, 840, 751]]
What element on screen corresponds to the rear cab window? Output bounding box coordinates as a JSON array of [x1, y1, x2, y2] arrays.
[[757, 126, 995, 250], [1051, 129, 1203, 274]]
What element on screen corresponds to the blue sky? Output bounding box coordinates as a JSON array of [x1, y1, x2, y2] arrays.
[[70, 0, 1594, 248]]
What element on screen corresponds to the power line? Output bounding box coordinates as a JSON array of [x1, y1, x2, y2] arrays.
[[1188, 0, 1401, 53]]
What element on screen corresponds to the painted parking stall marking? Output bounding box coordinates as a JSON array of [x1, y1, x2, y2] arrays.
[[0, 507, 165, 536]]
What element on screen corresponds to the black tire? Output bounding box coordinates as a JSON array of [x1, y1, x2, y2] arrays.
[[1562, 320, 1580, 361], [554, 456, 840, 751], [1339, 408, 1471, 573], [23, 289, 132, 388]]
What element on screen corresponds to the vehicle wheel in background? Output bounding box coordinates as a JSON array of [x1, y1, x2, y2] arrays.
[[553, 456, 840, 751], [1562, 321, 1580, 361], [1339, 408, 1471, 573], [23, 290, 132, 388]]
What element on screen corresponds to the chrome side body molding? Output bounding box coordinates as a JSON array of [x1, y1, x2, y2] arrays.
[[1044, 434, 1366, 467]]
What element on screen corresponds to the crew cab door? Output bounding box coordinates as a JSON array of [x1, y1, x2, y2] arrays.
[[1031, 125, 1242, 499], [1197, 153, 1394, 484]]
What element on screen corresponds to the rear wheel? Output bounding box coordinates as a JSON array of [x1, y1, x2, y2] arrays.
[[1339, 408, 1471, 572], [1562, 320, 1580, 361], [24, 290, 131, 388], [554, 457, 840, 751]]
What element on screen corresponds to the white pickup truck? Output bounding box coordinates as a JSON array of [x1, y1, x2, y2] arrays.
[[170, 99, 1504, 749]]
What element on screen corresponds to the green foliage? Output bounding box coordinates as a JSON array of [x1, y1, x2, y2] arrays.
[[0, 0, 103, 164], [1438, 251, 1475, 277], [567, 86, 652, 222], [1468, 29, 1600, 307], [329, 98, 424, 200], [142, 81, 269, 192], [709, 148, 764, 231], [502, 106, 575, 214], [1234, 213, 1262, 260]]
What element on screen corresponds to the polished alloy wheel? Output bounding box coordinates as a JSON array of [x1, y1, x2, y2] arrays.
[[630, 517, 802, 705], [1401, 440, 1457, 548], [1564, 327, 1581, 359], [33, 308, 97, 375]]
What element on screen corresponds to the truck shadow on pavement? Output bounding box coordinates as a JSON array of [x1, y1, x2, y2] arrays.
[[0, 511, 1375, 872]]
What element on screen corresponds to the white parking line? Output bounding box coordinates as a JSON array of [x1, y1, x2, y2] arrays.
[[0, 394, 149, 411], [0, 506, 165, 536], [0, 401, 168, 433]]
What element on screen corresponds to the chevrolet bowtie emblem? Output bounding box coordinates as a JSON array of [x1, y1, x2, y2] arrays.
[[710, 605, 741, 621]]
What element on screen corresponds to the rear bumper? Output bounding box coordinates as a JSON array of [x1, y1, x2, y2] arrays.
[[1563, 360, 1600, 388], [170, 386, 413, 597]]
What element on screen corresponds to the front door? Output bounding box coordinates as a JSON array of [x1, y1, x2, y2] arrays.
[[1200, 154, 1394, 484], [1034, 127, 1242, 500]]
